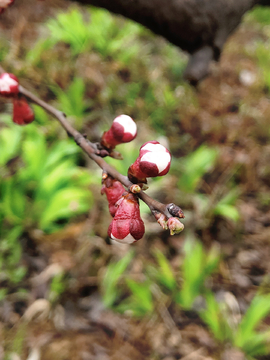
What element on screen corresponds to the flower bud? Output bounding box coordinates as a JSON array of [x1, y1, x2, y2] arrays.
[[101, 176, 126, 217], [108, 192, 145, 244], [128, 141, 171, 183], [13, 97, 35, 125], [101, 115, 137, 150], [0, 0, 14, 14], [167, 217, 184, 235], [0, 73, 19, 97], [154, 213, 168, 230]]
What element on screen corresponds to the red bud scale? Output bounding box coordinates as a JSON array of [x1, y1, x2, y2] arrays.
[[101, 176, 126, 217]]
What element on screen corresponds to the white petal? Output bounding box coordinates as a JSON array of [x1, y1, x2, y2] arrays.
[[111, 233, 135, 244], [141, 142, 167, 153], [140, 151, 171, 173], [113, 115, 137, 136], [0, 74, 17, 92]]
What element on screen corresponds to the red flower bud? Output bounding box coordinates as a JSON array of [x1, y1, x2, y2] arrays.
[[13, 97, 35, 125], [0, 73, 19, 97], [108, 192, 145, 244], [0, 0, 14, 13], [101, 115, 137, 150], [101, 176, 126, 217], [128, 141, 171, 183]]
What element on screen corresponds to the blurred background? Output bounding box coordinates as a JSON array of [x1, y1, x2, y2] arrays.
[[1, 1, 270, 359]]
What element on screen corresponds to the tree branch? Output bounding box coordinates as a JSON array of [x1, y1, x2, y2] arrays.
[[0, 65, 176, 219]]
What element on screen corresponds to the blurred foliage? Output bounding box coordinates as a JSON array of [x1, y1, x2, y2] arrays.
[[103, 240, 270, 357], [0, 116, 93, 234], [50, 77, 92, 127], [246, 6, 270, 25], [102, 238, 220, 315], [201, 292, 270, 358]]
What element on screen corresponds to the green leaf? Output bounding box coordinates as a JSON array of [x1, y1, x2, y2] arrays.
[[0, 127, 22, 166], [37, 160, 78, 199], [22, 128, 47, 180], [39, 187, 92, 231], [200, 292, 232, 342], [178, 145, 218, 193], [44, 140, 78, 171], [1, 179, 26, 223], [235, 295, 270, 348], [240, 331, 270, 357], [153, 249, 176, 290], [125, 279, 154, 314], [178, 239, 219, 309], [214, 203, 240, 222], [102, 250, 134, 308]]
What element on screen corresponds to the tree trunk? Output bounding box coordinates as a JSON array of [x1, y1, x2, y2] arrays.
[[71, 0, 268, 83]]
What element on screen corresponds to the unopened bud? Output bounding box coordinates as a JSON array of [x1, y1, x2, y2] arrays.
[[108, 192, 145, 244], [129, 184, 141, 194], [0, 73, 19, 97], [154, 213, 168, 230], [13, 97, 35, 125], [167, 203, 185, 218], [101, 115, 137, 150], [167, 217, 184, 235], [128, 141, 171, 184], [101, 176, 126, 217]]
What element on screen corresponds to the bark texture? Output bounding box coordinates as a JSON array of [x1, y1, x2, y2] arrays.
[[71, 0, 270, 83]]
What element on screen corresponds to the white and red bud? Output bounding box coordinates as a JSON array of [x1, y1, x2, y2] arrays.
[[0, 0, 14, 14], [101, 115, 137, 150], [0, 73, 19, 97], [108, 192, 145, 244], [167, 217, 184, 235], [13, 97, 35, 125], [128, 141, 171, 183], [101, 176, 126, 217]]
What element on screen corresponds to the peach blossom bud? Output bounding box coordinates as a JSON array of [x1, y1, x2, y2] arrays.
[[128, 141, 171, 183], [0, 0, 14, 13], [13, 97, 35, 125], [0, 73, 19, 97], [101, 115, 137, 150], [167, 217, 184, 235], [108, 192, 145, 244], [101, 176, 126, 217]]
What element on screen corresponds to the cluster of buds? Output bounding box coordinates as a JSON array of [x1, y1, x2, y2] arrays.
[[128, 141, 171, 184], [0, 0, 14, 14], [101, 116, 184, 244], [155, 213, 184, 235], [0, 73, 34, 125]]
